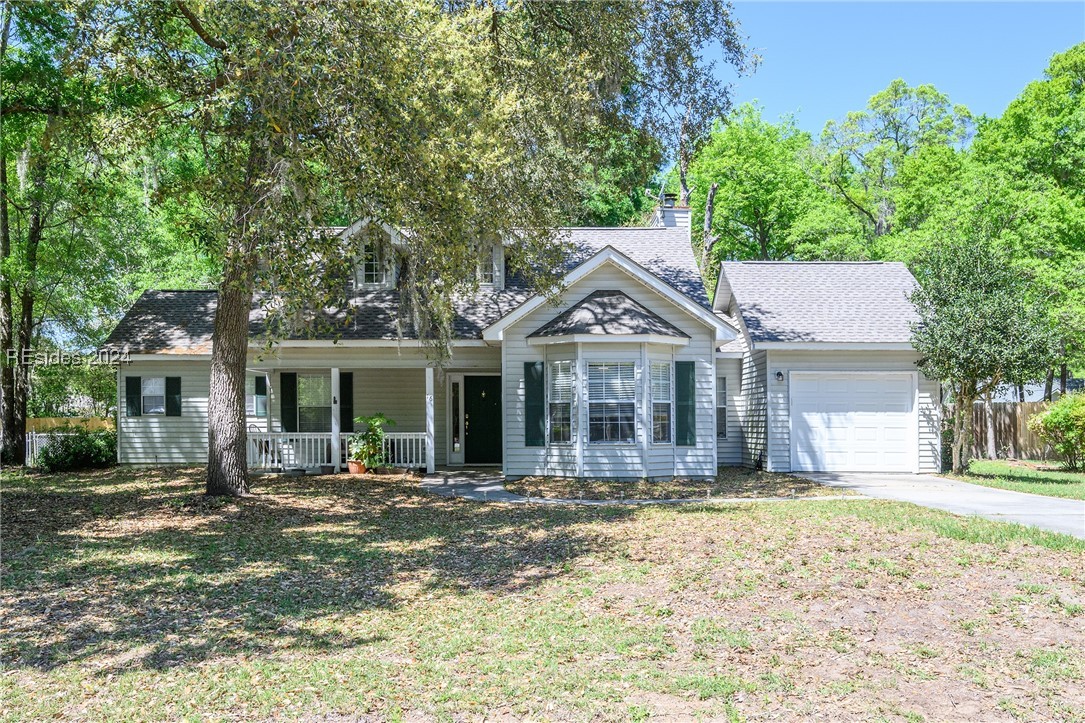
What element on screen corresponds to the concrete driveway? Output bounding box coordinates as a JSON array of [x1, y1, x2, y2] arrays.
[[805, 472, 1085, 539]]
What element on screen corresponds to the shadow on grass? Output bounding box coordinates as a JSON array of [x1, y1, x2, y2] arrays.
[[1, 468, 633, 675]]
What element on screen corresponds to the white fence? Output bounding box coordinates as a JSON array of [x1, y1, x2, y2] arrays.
[[24, 432, 78, 466], [247, 431, 428, 471]]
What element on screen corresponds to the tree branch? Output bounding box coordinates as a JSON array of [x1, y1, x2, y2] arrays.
[[175, 1, 228, 52]]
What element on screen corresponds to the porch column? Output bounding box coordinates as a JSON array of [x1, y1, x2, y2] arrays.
[[425, 366, 435, 474], [331, 367, 341, 472]]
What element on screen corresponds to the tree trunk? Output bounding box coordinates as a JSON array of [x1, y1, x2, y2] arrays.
[[1043, 369, 1054, 401], [984, 390, 997, 460], [1059, 362, 1067, 397], [0, 11, 14, 465], [952, 383, 975, 474], [699, 181, 719, 278], [205, 252, 255, 496], [0, 144, 16, 464]]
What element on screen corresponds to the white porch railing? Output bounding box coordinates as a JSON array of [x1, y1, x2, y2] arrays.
[[25, 432, 77, 466], [248, 431, 429, 471]]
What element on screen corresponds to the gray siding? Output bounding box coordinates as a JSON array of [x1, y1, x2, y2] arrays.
[[763, 350, 941, 473], [738, 350, 767, 468], [502, 263, 718, 480], [715, 357, 742, 465], [119, 361, 210, 464]]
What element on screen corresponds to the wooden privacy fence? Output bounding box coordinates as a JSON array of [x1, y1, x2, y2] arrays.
[[971, 401, 1054, 460], [27, 417, 114, 432]]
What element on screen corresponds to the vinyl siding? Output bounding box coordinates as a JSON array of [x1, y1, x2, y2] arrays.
[[119, 361, 210, 464], [257, 346, 501, 468], [715, 357, 742, 465], [764, 350, 941, 473], [738, 350, 767, 468], [502, 263, 718, 479]]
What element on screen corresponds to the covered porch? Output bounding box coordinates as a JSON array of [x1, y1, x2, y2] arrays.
[[244, 365, 437, 474]]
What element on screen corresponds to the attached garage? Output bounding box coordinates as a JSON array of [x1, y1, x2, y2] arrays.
[[789, 372, 918, 473]]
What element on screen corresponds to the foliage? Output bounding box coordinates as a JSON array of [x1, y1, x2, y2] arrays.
[[910, 238, 1060, 472], [88, 0, 751, 495], [1028, 393, 1085, 471], [27, 361, 116, 418], [347, 412, 396, 468], [818, 79, 973, 249], [33, 428, 116, 472], [0, 2, 213, 464], [571, 122, 662, 227], [689, 104, 821, 264]]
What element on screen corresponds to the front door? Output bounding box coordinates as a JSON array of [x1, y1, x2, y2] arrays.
[[464, 375, 502, 464]]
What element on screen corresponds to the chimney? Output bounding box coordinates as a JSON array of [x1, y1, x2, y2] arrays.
[[651, 192, 691, 239]]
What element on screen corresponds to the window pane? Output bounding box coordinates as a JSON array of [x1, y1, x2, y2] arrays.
[[653, 402, 671, 443], [550, 360, 573, 402], [451, 382, 461, 453], [549, 402, 571, 443], [479, 244, 495, 284], [717, 376, 727, 438], [587, 362, 635, 401], [142, 377, 164, 396], [588, 401, 635, 443], [254, 395, 267, 417], [650, 362, 670, 400], [298, 406, 332, 433], [143, 395, 165, 415], [298, 375, 331, 406]]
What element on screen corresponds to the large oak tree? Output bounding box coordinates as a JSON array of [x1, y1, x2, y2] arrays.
[[98, 0, 750, 495]]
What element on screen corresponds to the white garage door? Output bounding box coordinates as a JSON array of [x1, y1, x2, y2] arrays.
[[790, 372, 917, 472]]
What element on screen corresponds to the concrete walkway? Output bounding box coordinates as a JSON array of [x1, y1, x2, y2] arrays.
[[805, 472, 1085, 539], [420, 469, 860, 506]]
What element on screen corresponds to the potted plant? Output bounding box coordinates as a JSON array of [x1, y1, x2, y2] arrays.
[[346, 412, 395, 474]]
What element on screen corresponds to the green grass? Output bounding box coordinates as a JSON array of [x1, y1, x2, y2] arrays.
[[951, 459, 1085, 500], [2, 466, 1083, 721]]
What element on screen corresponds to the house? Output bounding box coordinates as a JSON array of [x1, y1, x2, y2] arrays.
[[101, 201, 941, 478]]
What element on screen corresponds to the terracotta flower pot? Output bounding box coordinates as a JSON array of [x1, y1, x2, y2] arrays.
[[347, 460, 367, 475]]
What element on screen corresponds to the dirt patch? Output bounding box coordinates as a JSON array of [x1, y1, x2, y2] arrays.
[[505, 466, 854, 500]]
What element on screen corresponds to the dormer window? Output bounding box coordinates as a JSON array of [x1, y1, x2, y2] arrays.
[[477, 241, 503, 287], [359, 239, 385, 286]]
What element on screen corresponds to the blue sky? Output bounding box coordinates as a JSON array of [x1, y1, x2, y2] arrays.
[[719, 1, 1085, 136]]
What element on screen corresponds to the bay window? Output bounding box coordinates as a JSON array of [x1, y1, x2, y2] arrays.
[[587, 362, 636, 443]]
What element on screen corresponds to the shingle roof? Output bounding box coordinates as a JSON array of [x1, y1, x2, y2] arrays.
[[528, 290, 690, 340], [558, 227, 709, 308], [719, 262, 919, 344], [103, 225, 707, 354]]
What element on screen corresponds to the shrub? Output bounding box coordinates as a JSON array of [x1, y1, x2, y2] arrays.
[[35, 428, 117, 473], [1027, 393, 1085, 471]]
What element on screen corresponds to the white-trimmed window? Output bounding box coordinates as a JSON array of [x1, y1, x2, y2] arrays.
[[549, 360, 574, 444], [587, 362, 636, 443], [246, 376, 268, 417], [358, 237, 386, 286], [297, 374, 332, 432], [651, 362, 672, 444], [478, 243, 496, 285], [716, 376, 727, 438], [141, 377, 165, 415]]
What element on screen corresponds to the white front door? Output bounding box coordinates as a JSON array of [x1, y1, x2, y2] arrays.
[[789, 372, 917, 473]]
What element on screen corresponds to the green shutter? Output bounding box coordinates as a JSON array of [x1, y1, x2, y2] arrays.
[[280, 372, 298, 432], [675, 361, 696, 446], [165, 377, 182, 416], [340, 372, 354, 433], [524, 361, 545, 447], [125, 376, 141, 417]]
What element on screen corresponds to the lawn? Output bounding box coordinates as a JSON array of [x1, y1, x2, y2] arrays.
[[505, 466, 854, 500], [953, 459, 1085, 500], [2, 467, 1083, 721]]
